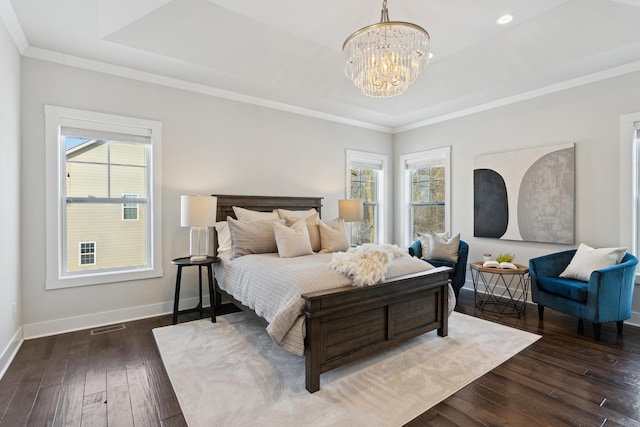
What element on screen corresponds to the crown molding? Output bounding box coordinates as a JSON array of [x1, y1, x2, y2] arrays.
[[0, 0, 27, 53]]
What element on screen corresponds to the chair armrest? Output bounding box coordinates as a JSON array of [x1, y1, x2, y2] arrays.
[[408, 240, 422, 258], [588, 253, 638, 294], [588, 253, 638, 319], [453, 240, 469, 283]]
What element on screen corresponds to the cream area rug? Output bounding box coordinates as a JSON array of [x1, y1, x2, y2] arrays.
[[153, 311, 540, 427]]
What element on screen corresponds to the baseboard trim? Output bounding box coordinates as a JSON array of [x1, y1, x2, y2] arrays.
[[22, 296, 208, 340], [19, 285, 640, 340], [459, 281, 640, 328], [0, 327, 24, 380]]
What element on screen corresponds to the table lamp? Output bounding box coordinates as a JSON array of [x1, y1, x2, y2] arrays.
[[339, 199, 363, 245], [180, 195, 217, 261]]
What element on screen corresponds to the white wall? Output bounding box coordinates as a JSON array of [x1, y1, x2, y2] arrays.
[[20, 57, 392, 337], [394, 70, 640, 325], [0, 16, 22, 374]]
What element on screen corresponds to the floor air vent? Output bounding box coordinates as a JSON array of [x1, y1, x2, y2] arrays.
[[90, 324, 126, 335]]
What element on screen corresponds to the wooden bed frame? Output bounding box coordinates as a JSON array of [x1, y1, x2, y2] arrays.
[[212, 194, 451, 393]]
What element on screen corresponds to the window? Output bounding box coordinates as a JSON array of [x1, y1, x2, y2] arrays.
[[346, 150, 387, 244], [400, 147, 451, 247], [79, 242, 96, 266], [45, 106, 163, 289], [122, 193, 139, 221], [621, 112, 640, 269]]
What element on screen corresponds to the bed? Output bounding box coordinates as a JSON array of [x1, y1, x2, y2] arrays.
[[212, 194, 452, 393]]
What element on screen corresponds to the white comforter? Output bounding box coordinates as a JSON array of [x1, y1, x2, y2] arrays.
[[215, 251, 454, 356]]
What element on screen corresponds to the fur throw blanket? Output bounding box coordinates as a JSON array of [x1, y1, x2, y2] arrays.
[[328, 244, 409, 286]]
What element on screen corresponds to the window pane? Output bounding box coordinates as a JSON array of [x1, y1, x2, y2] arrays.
[[66, 203, 148, 272], [110, 142, 147, 166], [352, 204, 375, 245], [410, 162, 446, 239], [64, 139, 149, 275], [349, 167, 379, 244], [66, 162, 109, 198], [111, 165, 147, 198], [413, 205, 445, 238]]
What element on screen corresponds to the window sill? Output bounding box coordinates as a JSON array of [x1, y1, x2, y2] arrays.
[[46, 267, 163, 290]]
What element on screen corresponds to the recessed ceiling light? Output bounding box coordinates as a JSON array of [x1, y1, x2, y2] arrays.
[[429, 52, 434, 59], [496, 13, 514, 25]]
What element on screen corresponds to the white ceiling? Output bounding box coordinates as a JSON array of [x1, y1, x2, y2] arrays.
[[6, 0, 640, 131]]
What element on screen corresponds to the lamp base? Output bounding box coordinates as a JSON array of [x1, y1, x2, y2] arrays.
[[189, 226, 210, 262]]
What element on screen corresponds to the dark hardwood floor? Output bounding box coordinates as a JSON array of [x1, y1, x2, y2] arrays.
[[1, 290, 639, 426]]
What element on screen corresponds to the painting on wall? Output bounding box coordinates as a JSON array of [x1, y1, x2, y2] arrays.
[[474, 143, 575, 244]]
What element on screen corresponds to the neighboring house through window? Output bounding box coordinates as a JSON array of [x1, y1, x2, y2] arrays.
[[45, 106, 163, 289], [346, 150, 387, 245], [400, 147, 451, 247]]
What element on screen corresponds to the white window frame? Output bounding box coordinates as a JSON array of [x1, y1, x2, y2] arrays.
[[45, 105, 163, 289], [79, 241, 96, 266], [620, 112, 640, 278], [122, 193, 139, 221], [346, 149, 388, 244], [400, 147, 451, 248]]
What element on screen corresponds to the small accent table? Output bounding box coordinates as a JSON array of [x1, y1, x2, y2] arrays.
[[171, 256, 220, 324], [470, 261, 529, 317]]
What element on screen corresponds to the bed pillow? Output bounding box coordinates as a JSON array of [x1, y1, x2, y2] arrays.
[[277, 208, 317, 220], [274, 220, 313, 258], [214, 221, 231, 253], [227, 217, 284, 258], [233, 206, 279, 222], [318, 218, 349, 253], [429, 232, 460, 263], [559, 243, 627, 282], [285, 212, 321, 252], [419, 231, 449, 260]]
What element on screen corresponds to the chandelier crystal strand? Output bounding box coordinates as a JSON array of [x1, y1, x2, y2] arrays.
[[342, 0, 430, 98]]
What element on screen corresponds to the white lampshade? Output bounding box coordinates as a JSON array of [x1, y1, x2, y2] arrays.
[[180, 195, 217, 227], [338, 199, 364, 222]]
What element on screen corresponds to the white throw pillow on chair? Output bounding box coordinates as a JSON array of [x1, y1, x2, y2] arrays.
[[559, 243, 626, 282]]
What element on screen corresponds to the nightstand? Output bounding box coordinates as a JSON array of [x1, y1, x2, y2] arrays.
[[171, 256, 220, 324]]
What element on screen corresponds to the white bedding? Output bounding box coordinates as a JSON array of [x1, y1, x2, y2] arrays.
[[215, 251, 454, 356]]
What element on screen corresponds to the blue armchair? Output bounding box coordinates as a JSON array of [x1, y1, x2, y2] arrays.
[[529, 250, 638, 340], [408, 239, 469, 298]]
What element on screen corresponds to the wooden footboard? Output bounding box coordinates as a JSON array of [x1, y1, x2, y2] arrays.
[[302, 267, 451, 393]]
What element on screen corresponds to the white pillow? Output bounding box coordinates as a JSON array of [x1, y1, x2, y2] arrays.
[[559, 243, 627, 282], [214, 221, 231, 253], [277, 208, 317, 220], [318, 218, 349, 253], [227, 217, 284, 258], [233, 206, 279, 222], [274, 220, 313, 258], [419, 231, 449, 260], [285, 212, 320, 252], [429, 232, 461, 263]]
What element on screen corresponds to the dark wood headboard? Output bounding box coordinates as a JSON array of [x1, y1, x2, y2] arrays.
[[213, 194, 323, 222], [212, 194, 324, 254]]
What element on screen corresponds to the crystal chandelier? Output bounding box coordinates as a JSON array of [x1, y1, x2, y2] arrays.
[[342, 0, 430, 98]]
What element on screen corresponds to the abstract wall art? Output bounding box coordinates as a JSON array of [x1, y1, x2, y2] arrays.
[[474, 143, 575, 244]]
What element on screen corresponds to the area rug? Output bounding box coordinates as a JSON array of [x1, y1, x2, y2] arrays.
[[153, 311, 540, 427]]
